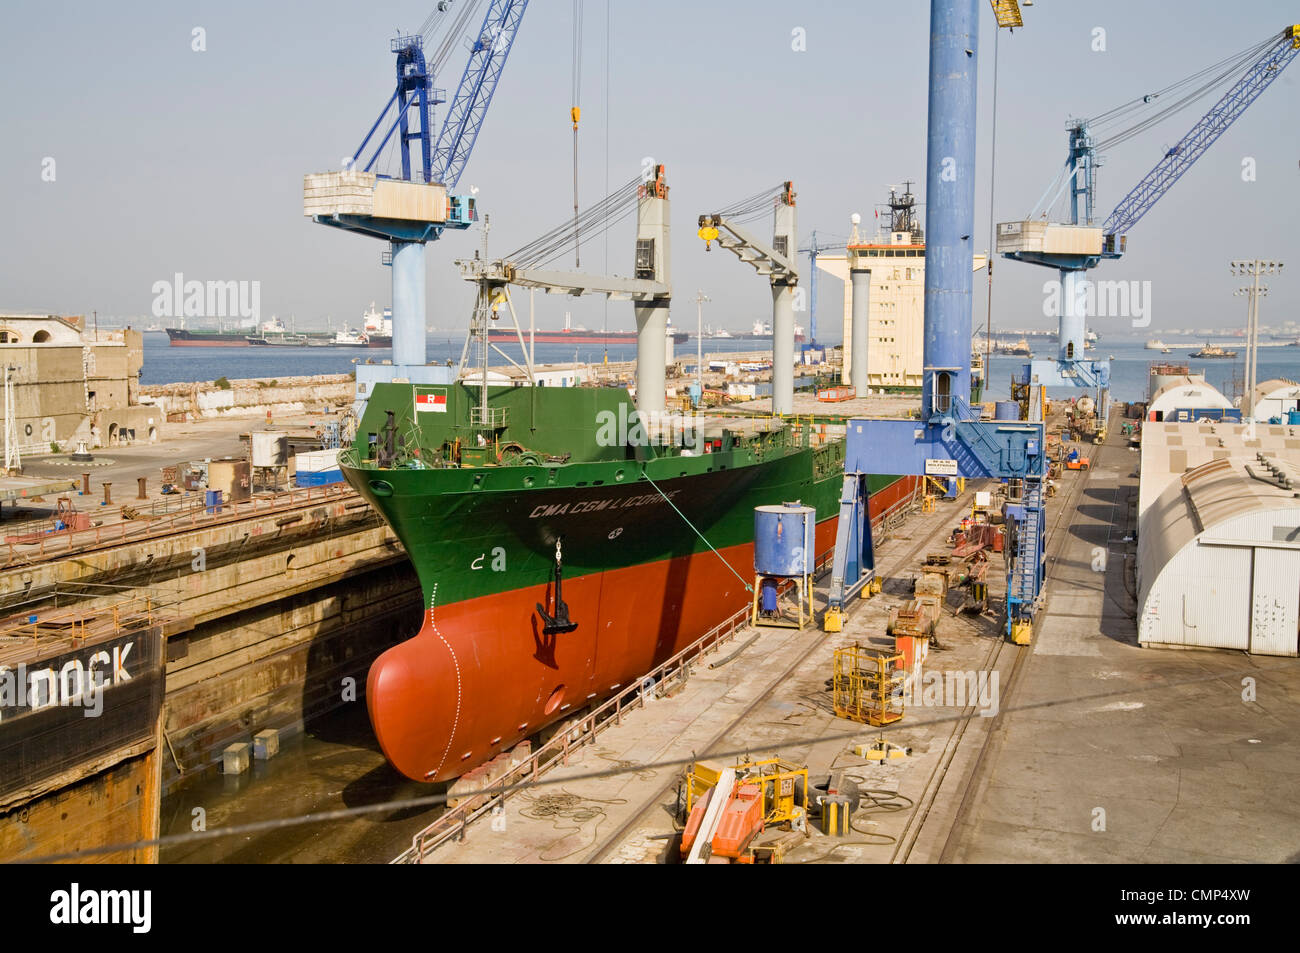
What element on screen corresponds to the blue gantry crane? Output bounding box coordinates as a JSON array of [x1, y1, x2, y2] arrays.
[[825, 0, 1047, 643], [306, 0, 529, 399], [999, 24, 1300, 401]]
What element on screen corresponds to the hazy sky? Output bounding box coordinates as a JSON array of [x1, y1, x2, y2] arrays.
[[3, 0, 1298, 340]]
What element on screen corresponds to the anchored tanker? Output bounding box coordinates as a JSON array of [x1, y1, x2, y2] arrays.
[[340, 384, 912, 782]]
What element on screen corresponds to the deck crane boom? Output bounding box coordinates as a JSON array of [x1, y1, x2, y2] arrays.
[[697, 182, 800, 414], [305, 0, 530, 408], [455, 167, 673, 416], [998, 24, 1300, 405]]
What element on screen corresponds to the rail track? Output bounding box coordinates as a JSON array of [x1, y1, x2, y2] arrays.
[[581, 485, 963, 863], [581, 414, 1110, 865], [926, 418, 1114, 863]]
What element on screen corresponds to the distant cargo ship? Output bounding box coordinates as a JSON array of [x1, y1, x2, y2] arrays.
[[1145, 339, 1171, 352], [487, 312, 688, 346], [363, 302, 393, 348], [729, 319, 806, 343], [166, 327, 252, 347], [996, 337, 1033, 356]]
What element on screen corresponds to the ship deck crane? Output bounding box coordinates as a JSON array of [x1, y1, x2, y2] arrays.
[[697, 182, 799, 414], [454, 166, 673, 416], [305, 0, 529, 408], [999, 24, 1300, 405]]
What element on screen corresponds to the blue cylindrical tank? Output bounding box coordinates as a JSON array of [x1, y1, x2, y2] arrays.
[[754, 503, 816, 576], [994, 400, 1020, 421], [1288, 410, 1300, 425]]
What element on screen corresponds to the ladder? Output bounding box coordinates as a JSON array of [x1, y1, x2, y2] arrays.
[[1006, 477, 1044, 636]]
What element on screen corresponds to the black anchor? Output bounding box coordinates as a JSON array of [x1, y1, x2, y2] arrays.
[[536, 536, 579, 635]]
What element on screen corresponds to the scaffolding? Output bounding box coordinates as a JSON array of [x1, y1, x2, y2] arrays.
[[831, 644, 905, 726]]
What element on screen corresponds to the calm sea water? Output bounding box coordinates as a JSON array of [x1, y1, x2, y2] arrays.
[[137, 332, 773, 386], [984, 339, 1299, 405], [139, 332, 1298, 404]]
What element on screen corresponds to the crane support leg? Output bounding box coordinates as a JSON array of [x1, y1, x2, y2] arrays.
[[824, 474, 876, 633]]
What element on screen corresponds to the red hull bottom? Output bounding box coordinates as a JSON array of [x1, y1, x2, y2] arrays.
[[368, 477, 920, 783]]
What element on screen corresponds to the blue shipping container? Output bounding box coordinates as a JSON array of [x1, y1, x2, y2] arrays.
[[296, 470, 344, 487]]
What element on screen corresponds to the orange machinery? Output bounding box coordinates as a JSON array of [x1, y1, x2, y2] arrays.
[[680, 758, 808, 863]]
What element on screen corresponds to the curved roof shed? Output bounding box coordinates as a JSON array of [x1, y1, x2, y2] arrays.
[[1138, 456, 1300, 656]]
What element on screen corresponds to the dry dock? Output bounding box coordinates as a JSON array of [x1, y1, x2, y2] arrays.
[[398, 409, 1300, 864]]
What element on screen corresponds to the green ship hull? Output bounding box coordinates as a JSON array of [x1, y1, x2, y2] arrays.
[[341, 382, 910, 782]]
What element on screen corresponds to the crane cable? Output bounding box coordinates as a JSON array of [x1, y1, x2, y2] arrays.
[[507, 176, 641, 268], [713, 184, 786, 226], [426, 0, 487, 75], [572, 0, 584, 268], [1088, 34, 1276, 150], [602, 0, 612, 360]]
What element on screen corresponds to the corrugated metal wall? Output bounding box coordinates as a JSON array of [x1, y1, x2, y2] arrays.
[[1250, 548, 1300, 656], [1178, 544, 1251, 651]]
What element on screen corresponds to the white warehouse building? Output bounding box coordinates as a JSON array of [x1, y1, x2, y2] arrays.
[[1252, 378, 1300, 422], [1146, 377, 1233, 422], [1138, 423, 1300, 656]]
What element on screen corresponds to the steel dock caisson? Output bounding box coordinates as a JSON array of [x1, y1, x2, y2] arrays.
[[341, 382, 911, 783]]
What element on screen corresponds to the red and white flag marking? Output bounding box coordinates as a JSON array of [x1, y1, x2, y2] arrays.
[[415, 391, 447, 413]]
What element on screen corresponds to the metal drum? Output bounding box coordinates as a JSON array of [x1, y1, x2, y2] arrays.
[[994, 400, 1020, 421], [754, 503, 816, 576]]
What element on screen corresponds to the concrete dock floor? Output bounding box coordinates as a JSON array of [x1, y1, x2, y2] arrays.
[[944, 428, 1300, 863]]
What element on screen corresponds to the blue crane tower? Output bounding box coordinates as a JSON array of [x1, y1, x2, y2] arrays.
[[998, 24, 1300, 405], [305, 0, 529, 403], [825, 0, 1047, 644]]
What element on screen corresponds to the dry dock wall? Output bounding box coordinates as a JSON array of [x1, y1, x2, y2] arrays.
[[140, 374, 354, 420], [0, 489, 423, 792]]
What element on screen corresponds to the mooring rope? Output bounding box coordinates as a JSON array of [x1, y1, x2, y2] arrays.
[[642, 471, 753, 593]]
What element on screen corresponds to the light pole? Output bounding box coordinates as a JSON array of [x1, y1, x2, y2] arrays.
[[695, 289, 709, 405], [1230, 259, 1284, 417]]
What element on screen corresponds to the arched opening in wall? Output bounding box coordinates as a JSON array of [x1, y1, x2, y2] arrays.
[[32, 330, 51, 343], [108, 423, 118, 444], [148, 426, 157, 442]]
